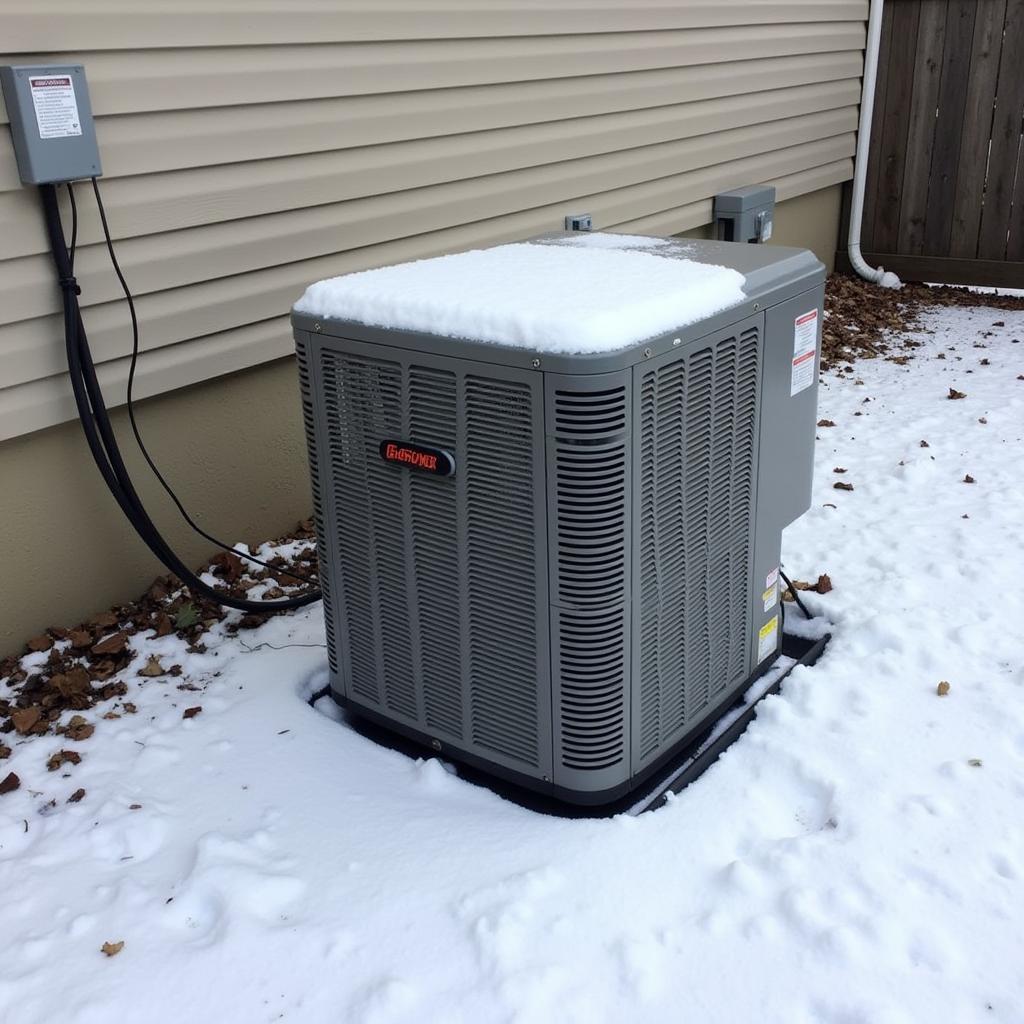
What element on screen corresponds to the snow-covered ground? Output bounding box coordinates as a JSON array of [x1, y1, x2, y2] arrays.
[[1, 302, 1022, 1024]]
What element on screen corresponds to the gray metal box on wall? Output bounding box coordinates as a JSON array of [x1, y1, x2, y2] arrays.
[[292, 235, 823, 805], [714, 185, 776, 244], [0, 65, 102, 184]]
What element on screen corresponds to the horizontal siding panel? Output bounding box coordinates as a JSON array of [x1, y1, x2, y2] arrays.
[[1, 83, 861, 316], [0, 132, 854, 394], [0, 139, 854, 442], [2, 2, 868, 50], [0, 52, 863, 189], [0, 98, 859, 261], [0, 22, 865, 118], [0, 4, 867, 441]]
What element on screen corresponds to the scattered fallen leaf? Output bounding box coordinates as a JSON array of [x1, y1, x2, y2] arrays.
[[129, 803, 142, 810], [814, 574, 833, 594], [978, 416, 987, 424], [68, 788, 86, 803], [962, 514, 969, 519], [980, 358, 990, 366], [947, 388, 966, 400], [46, 749, 82, 772], [173, 603, 201, 630], [138, 655, 166, 678], [123, 702, 138, 714], [68, 629, 93, 649], [834, 481, 854, 491], [0, 772, 20, 795], [91, 632, 128, 657], [100, 941, 124, 957], [964, 474, 975, 484], [0, 744, 11, 760], [182, 706, 202, 720], [11, 706, 42, 735], [52, 667, 91, 699], [817, 418, 836, 427], [91, 611, 119, 629], [27, 635, 53, 653], [102, 711, 121, 720], [833, 467, 847, 473], [968, 758, 983, 768], [992, 320, 1004, 327], [919, 439, 929, 448], [937, 681, 951, 697], [63, 715, 95, 741]]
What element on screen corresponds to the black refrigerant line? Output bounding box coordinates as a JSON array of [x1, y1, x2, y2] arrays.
[[39, 181, 322, 614]]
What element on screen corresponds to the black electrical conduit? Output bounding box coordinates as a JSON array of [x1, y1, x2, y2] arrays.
[[39, 182, 322, 613]]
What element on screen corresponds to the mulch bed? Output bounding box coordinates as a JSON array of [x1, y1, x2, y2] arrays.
[[822, 274, 1024, 371]]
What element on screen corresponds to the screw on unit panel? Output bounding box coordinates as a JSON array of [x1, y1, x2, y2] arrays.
[[314, 321, 322, 333], [643, 347, 652, 358], [430, 738, 442, 751], [531, 357, 541, 368], [753, 303, 760, 311]]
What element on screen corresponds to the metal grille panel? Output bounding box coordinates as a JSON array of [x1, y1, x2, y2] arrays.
[[548, 379, 630, 780], [636, 324, 761, 764], [316, 347, 545, 775]]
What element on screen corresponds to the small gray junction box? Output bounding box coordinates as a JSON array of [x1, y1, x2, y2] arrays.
[[0, 64, 102, 184], [714, 185, 776, 244]]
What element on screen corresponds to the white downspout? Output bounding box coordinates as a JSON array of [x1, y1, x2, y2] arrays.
[[848, 0, 902, 288]]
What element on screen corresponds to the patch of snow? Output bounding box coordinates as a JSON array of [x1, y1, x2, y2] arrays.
[[294, 240, 747, 353], [545, 232, 674, 250], [1, 303, 1023, 1022], [878, 269, 903, 289]]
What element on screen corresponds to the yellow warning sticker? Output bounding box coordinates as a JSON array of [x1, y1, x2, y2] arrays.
[[757, 615, 779, 662], [762, 583, 778, 612]]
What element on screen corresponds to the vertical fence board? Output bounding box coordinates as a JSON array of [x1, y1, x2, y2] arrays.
[[870, 0, 920, 252], [921, 0, 975, 255], [861, 0, 895, 245], [899, 0, 948, 255], [979, 0, 1024, 260], [949, 0, 1006, 257]]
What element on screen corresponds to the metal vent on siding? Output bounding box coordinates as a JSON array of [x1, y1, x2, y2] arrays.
[[295, 336, 337, 674], [465, 376, 540, 768], [551, 384, 629, 773], [637, 326, 760, 762], [321, 352, 416, 717], [408, 365, 463, 740]]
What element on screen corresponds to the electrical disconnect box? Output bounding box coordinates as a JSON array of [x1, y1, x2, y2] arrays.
[[0, 64, 101, 184], [714, 185, 776, 244]]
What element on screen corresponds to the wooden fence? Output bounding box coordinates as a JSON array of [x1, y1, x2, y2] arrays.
[[851, 0, 1024, 286]]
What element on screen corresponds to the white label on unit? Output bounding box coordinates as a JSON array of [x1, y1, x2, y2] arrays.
[[757, 615, 779, 662], [765, 566, 779, 590], [791, 308, 819, 396], [29, 74, 82, 139], [762, 582, 778, 612]]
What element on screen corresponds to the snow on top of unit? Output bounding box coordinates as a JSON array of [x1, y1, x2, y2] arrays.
[[545, 231, 675, 250], [293, 237, 747, 354]]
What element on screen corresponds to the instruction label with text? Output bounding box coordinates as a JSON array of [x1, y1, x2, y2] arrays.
[[29, 75, 82, 139], [791, 308, 819, 396], [757, 615, 779, 662]]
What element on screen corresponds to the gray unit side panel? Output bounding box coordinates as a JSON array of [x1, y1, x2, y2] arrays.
[[543, 368, 633, 794], [307, 331, 553, 781], [630, 313, 765, 775], [749, 283, 825, 667]]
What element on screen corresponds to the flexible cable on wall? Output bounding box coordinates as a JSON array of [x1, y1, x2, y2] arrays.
[[39, 182, 322, 614]]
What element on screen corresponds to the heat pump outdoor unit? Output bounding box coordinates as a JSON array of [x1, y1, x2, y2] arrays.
[[292, 234, 824, 805]]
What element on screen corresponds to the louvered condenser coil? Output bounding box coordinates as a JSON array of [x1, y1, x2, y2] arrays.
[[292, 234, 823, 805]]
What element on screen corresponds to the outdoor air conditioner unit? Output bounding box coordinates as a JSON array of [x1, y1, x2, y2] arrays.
[[292, 233, 824, 806]]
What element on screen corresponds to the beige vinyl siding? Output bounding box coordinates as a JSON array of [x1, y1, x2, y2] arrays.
[[0, 1, 866, 441]]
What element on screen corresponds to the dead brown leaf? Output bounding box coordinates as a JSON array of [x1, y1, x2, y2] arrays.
[[68, 788, 86, 803], [919, 440, 929, 448], [817, 419, 836, 427], [27, 635, 53, 653], [182, 706, 202, 720], [964, 474, 975, 484], [0, 772, 20, 795], [11, 706, 42, 735], [937, 681, 951, 697], [834, 481, 855, 492], [100, 941, 124, 957], [833, 467, 847, 474], [68, 629, 93, 649], [91, 632, 128, 657], [947, 388, 967, 400], [0, 744, 10, 760], [138, 655, 166, 678], [46, 749, 82, 772], [62, 715, 95, 741]]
